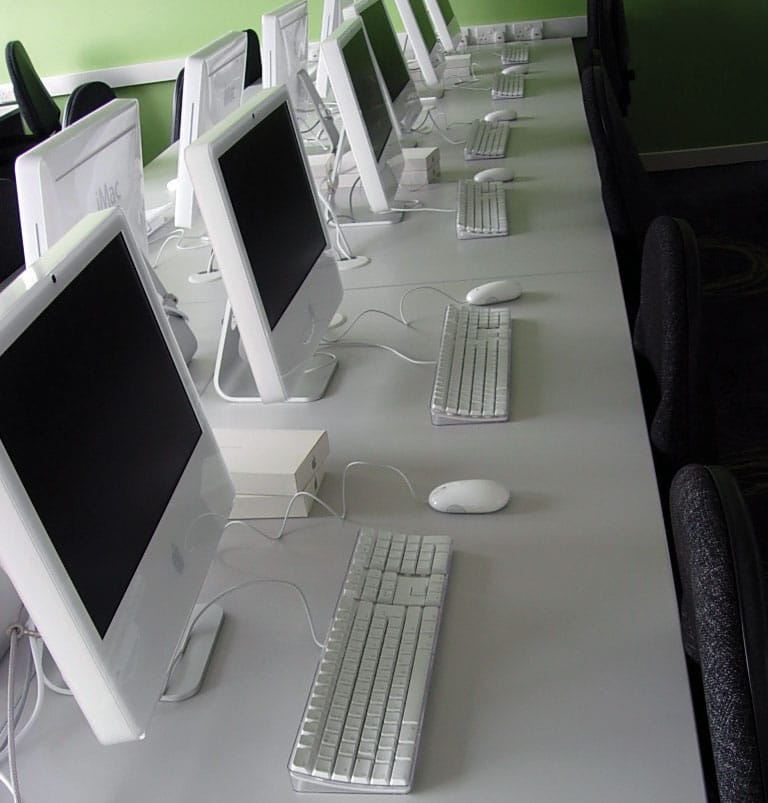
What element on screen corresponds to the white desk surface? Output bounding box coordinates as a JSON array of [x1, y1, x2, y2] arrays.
[[16, 40, 706, 802]]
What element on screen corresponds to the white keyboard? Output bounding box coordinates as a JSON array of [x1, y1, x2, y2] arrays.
[[464, 118, 510, 160], [289, 528, 452, 793], [456, 180, 508, 240], [491, 73, 525, 99], [431, 303, 511, 425], [501, 43, 529, 65]]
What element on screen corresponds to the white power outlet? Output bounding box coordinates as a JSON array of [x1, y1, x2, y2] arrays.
[[492, 26, 506, 44], [512, 21, 544, 41], [472, 26, 495, 46]]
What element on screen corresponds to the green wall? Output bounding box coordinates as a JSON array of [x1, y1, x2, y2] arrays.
[[3, 0, 768, 160]]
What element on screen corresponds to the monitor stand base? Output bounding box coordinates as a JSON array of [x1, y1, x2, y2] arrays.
[[161, 604, 223, 703], [213, 303, 337, 403]]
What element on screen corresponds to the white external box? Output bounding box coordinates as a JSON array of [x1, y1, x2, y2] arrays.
[[229, 466, 326, 520], [213, 428, 330, 496]]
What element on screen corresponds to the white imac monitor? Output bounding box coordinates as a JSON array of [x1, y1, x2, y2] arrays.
[[262, 0, 310, 110], [14, 99, 148, 267], [185, 86, 343, 403], [392, 0, 444, 90], [0, 207, 233, 745], [175, 31, 247, 230], [321, 17, 404, 216], [423, 0, 462, 53], [315, 0, 345, 98], [354, 0, 422, 139]]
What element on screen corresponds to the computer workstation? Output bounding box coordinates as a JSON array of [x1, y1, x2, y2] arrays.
[[0, 38, 706, 801]]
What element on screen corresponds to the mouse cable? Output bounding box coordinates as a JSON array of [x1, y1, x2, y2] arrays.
[[322, 340, 436, 365], [424, 110, 467, 145], [385, 203, 455, 214], [161, 579, 325, 694], [399, 285, 461, 325], [225, 460, 420, 544], [322, 308, 410, 343]]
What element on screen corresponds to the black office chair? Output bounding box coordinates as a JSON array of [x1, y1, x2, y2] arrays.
[[63, 81, 117, 127], [581, 64, 657, 317], [0, 177, 25, 287], [633, 217, 707, 479], [170, 68, 185, 144], [243, 28, 262, 88], [4, 41, 61, 138], [670, 464, 768, 802]]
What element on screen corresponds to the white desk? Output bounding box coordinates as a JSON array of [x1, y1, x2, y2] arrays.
[[14, 41, 706, 801]]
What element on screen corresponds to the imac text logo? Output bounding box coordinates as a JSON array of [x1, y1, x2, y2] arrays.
[[96, 182, 121, 210]]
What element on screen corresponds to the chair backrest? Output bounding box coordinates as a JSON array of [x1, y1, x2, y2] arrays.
[[601, 0, 634, 114], [670, 464, 768, 802], [581, 64, 657, 318], [63, 81, 117, 127], [170, 67, 185, 144], [585, 0, 603, 60], [633, 216, 708, 480], [4, 41, 61, 138], [0, 177, 25, 286], [243, 28, 262, 88]]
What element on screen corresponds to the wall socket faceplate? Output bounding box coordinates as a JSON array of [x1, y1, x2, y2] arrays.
[[464, 20, 544, 45], [511, 21, 544, 41]]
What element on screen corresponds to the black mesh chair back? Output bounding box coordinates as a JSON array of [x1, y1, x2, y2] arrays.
[[170, 68, 184, 144], [63, 81, 117, 127], [633, 216, 708, 481], [601, 0, 634, 113], [581, 64, 657, 317], [585, 0, 603, 60], [243, 28, 262, 87], [670, 464, 768, 802], [0, 177, 25, 286], [4, 41, 61, 138]]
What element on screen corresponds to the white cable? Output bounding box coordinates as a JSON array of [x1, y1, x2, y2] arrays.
[[150, 228, 185, 268], [399, 285, 461, 325], [425, 110, 467, 145], [5, 628, 21, 803], [340, 461, 419, 518], [322, 308, 410, 342], [386, 205, 455, 214], [326, 340, 437, 365]]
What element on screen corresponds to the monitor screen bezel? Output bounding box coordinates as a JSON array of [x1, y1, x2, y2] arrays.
[[0, 208, 233, 744], [423, 0, 462, 53], [321, 17, 403, 214], [392, 0, 443, 88], [185, 87, 342, 403]]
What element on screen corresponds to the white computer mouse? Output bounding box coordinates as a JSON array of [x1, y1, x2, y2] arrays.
[[465, 279, 523, 305], [474, 166, 516, 183], [428, 479, 510, 514], [484, 108, 518, 123], [502, 64, 529, 75]]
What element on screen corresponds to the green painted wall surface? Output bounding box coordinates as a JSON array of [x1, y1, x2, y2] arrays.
[[3, 0, 768, 159]]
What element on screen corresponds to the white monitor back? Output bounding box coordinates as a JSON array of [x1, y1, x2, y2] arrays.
[[185, 87, 342, 403], [175, 31, 247, 230], [316, 0, 345, 98], [392, 0, 443, 88], [321, 17, 403, 214], [262, 0, 310, 110], [423, 0, 461, 52], [0, 208, 233, 744], [15, 99, 148, 268]]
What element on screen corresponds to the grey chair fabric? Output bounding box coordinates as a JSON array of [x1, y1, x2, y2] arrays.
[[4, 41, 61, 138], [0, 177, 24, 286], [63, 81, 117, 127], [633, 216, 707, 473], [243, 28, 262, 88], [670, 464, 768, 802]]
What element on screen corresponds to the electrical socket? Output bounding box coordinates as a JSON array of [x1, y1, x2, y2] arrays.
[[0, 84, 16, 105], [492, 26, 506, 44], [471, 25, 495, 46], [512, 21, 544, 41]]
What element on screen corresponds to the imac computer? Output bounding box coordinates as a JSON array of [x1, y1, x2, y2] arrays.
[[423, 0, 462, 53], [15, 99, 148, 266], [262, 0, 310, 111], [185, 86, 343, 403], [354, 0, 422, 140], [320, 17, 405, 218], [392, 0, 444, 92], [316, 0, 346, 98], [175, 31, 247, 230], [0, 207, 233, 745]]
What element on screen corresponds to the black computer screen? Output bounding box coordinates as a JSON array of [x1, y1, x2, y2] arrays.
[[409, 0, 437, 53], [359, 1, 409, 103], [0, 234, 202, 637], [343, 28, 393, 162], [218, 102, 326, 330]]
